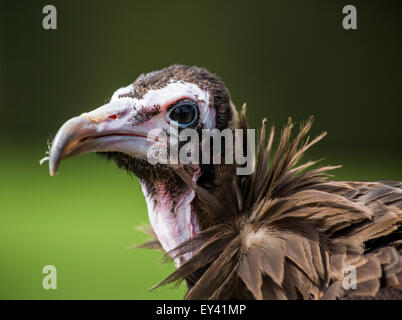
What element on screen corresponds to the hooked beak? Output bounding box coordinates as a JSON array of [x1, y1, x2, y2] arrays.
[[49, 100, 154, 176]]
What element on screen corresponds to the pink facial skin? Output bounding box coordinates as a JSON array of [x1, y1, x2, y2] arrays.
[[141, 167, 201, 266]]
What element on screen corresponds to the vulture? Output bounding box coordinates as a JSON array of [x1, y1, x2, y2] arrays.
[[47, 65, 402, 300]]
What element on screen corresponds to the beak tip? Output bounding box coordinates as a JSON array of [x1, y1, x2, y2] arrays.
[[48, 157, 59, 177]]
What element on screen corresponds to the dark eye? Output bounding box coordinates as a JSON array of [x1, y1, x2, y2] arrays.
[[167, 100, 198, 127]]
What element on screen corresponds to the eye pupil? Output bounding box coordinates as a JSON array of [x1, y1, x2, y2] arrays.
[[172, 105, 194, 123], [168, 101, 198, 126]]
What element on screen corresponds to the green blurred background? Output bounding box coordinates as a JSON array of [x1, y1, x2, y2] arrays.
[[0, 0, 401, 299]]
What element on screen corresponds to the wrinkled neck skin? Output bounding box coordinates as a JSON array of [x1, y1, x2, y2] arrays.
[[140, 169, 201, 267]]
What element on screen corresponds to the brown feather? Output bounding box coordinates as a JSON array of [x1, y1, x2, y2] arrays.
[[145, 109, 402, 299]]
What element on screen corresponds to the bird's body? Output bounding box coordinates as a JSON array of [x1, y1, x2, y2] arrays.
[[48, 65, 402, 299]]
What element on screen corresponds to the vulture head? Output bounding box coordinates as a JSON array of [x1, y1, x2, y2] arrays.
[[49, 65, 239, 265], [48, 65, 402, 299]]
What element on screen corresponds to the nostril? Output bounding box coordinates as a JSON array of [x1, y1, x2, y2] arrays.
[[108, 114, 117, 120]]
